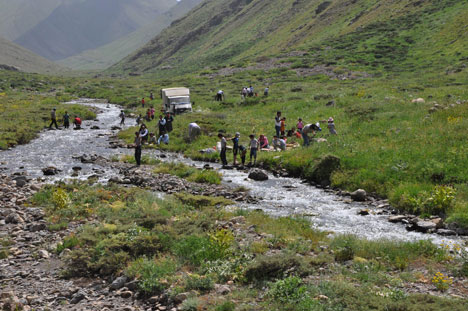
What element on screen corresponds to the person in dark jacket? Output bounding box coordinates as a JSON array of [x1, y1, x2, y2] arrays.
[[164, 113, 174, 133]]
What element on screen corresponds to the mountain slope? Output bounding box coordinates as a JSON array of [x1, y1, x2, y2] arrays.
[[111, 0, 468, 76], [0, 0, 62, 40], [0, 37, 65, 74], [14, 0, 178, 61], [58, 0, 203, 70]]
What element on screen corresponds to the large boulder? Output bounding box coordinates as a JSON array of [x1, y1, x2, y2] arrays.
[[309, 155, 340, 187], [12, 176, 28, 187], [351, 189, 367, 202], [248, 169, 269, 181], [42, 166, 58, 176]]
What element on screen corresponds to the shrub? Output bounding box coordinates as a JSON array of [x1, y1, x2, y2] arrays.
[[180, 297, 200, 311], [215, 301, 236, 311], [267, 276, 308, 304], [56, 234, 79, 254], [244, 253, 310, 283], [173, 234, 227, 266], [126, 257, 177, 296], [184, 274, 214, 292], [51, 188, 71, 211]]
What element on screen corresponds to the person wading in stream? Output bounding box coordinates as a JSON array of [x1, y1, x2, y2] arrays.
[[218, 133, 228, 166], [63, 111, 70, 129], [134, 131, 142, 166], [49, 108, 58, 129]]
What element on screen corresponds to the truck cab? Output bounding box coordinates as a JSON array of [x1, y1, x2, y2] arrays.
[[161, 87, 192, 114]]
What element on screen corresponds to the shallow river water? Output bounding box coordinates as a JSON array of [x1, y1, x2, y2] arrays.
[[0, 99, 465, 245]]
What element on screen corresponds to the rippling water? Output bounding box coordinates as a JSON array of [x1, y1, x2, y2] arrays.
[[0, 99, 465, 245]]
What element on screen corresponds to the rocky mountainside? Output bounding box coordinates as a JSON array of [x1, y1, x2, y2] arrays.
[[110, 0, 468, 76], [58, 0, 203, 70], [12, 0, 178, 61], [0, 37, 65, 74]]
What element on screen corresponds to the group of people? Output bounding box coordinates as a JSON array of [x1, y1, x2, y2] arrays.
[[133, 112, 175, 165], [216, 111, 337, 167], [48, 108, 82, 130]]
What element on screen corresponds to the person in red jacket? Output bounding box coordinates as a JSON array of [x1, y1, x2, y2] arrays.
[[141, 97, 145, 108], [73, 116, 82, 129]]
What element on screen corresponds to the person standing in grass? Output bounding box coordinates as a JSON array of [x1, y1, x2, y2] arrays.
[[264, 87, 269, 96], [327, 117, 337, 135], [158, 115, 167, 136], [218, 133, 228, 166], [49, 108, 58, 129], [280, 117, 286, 136], [150, 92, 154, 100], [141, 97, 145, 108], [139, 124, 148, 143], [134, 131, 142, 166], [164, 112, 174, 133], [150, 106, 155, 120], [249, 134, 259, 165], [63, 111, 70, 129], [232, 132, 240, 165], [302, 123, 320, 146], [297, 118, 304, 134], [275, 111, 282, 137]]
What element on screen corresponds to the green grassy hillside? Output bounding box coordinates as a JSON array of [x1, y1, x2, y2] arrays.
[[111, 0, 468, 76], [58, 0, 203, 70], [0, 37, 66, 74]]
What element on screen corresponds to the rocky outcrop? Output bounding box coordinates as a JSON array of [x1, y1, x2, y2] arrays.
[[351, 189, 367, 202], [309, 155, 340, 187], [248, 169, 269, 181]]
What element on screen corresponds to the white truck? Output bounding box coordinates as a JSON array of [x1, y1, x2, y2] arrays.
[[161, 87, 192, 114]]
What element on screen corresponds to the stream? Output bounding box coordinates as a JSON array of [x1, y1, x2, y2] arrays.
[[0, 99, 465, 245]]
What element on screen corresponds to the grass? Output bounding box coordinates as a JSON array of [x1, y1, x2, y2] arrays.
[[29, 183, 468, 310], [153, 162, 222, 185]]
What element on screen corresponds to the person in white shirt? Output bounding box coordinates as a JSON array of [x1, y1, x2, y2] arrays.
[[248, 134, 259, 165], [273, 135, 286, 151], [218, 133, 228, 166]]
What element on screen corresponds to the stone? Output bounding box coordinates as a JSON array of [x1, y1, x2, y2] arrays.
[[351, 189, 367, 202], [229, 216, 246, 224], [216, 285, 231, 295], [437, 229, 456, 236], [91, 126, 100, 130], [5, 213, 24, 224], [414, 220, 437, 232], [388, 215, 406, 223], [120, 291, 133, 299], [42, 166, 58, 176], [72, 166, 82, 171], [13, 176, 28, 187], [431, 218, 444, 229], [29, 223, 47, 232], [174, 292, 189, 304], [38, 249, 49, 259], [70, 290, 86, 304], [411, 98, 425, 104], [148, 296, 160, 304], [309, 155, 340, 187], [358, 209, 369, 216], [248, 169, 268, 181], [110, 276, 128, 290]]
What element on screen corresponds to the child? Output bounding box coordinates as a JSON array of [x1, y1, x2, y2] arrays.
[[249, 134, 259, 165], [287, 127, 296, 137], [280, 117, 286, 136], [328, 117, 337, 135], [232, 132, 240, 165], [239, 145, 247, 166], [149, 133, 157, 144], [297, 118, 304, 133], [259, 134, 269, 149]]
